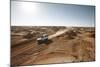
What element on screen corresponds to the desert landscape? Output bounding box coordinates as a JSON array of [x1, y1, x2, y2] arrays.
[[11, 26, 95, 66]]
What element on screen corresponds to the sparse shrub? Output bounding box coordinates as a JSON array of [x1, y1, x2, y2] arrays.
[[66, 30, 77, 39], [23, 32, 33, 39], [89, 33, 95, 38]]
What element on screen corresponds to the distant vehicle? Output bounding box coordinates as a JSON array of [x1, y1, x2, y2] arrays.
[[36, 34, 48, 44]]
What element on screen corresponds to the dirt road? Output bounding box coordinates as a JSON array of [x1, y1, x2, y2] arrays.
[[11, 28, 95, 66], [48, 29, 68, 39]]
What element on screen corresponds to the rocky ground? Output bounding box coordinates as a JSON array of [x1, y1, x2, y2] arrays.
[[11, 26, 95, 66]]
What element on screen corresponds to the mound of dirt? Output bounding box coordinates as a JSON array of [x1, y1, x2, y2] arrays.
[[11, 26, 95, 66]]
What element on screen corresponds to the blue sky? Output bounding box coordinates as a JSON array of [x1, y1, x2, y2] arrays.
[[11, 1, 95, 27]]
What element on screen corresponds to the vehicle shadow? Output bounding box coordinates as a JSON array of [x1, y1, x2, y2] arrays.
[[44, 39, 53, 45], [37, 39, 53, 45]]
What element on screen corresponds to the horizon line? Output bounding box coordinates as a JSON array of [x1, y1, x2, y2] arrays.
[[11, 25, 95, 27]]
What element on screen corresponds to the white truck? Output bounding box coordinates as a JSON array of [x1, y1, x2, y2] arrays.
[[36, 34, 48, 44]]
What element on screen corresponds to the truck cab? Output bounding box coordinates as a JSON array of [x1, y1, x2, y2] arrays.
[[36, 34, 48, 45]]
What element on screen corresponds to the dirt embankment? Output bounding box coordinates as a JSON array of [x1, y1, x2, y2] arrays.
[[11, 26, 95, 66]]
